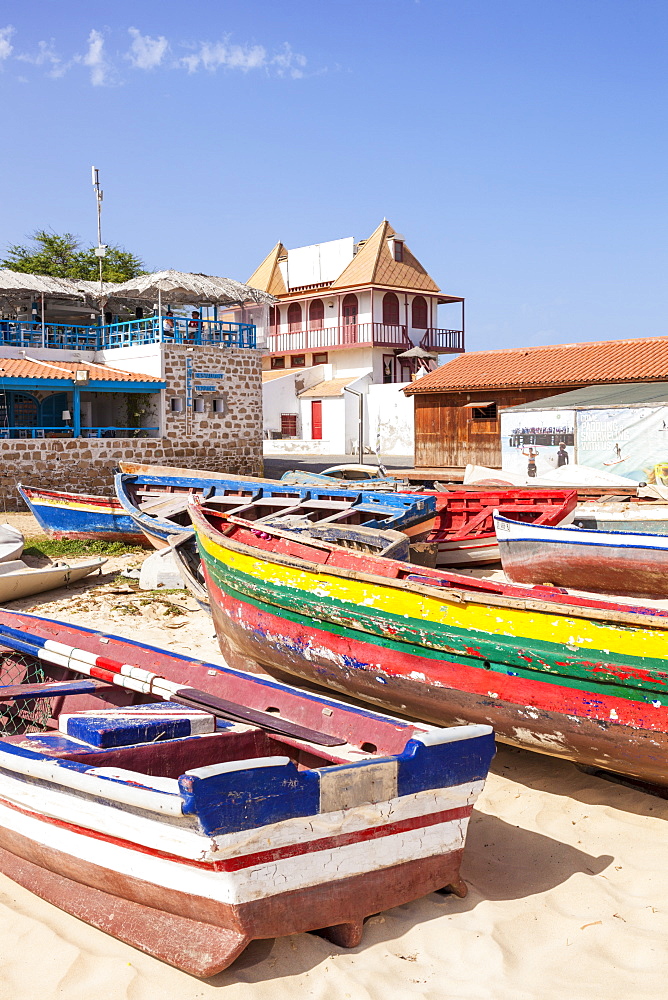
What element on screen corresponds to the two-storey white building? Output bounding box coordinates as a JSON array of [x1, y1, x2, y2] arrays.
[[248, 220, 464, 456]]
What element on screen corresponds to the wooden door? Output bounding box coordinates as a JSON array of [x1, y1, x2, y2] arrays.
[[342, 294, 358, 344], [311, 400, 323, 440]]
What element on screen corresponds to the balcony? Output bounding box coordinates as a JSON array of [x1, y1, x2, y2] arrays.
[[0, 317, 257, 352], [419, 328, 465, 352], [267, 322, 411, 354]]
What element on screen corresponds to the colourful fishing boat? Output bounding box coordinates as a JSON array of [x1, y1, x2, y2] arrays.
[[190, 502, 668, 786], [425, 489, 578, 566], [18, 485, 147, 544], [0, 610, 493, 976], [114, 472, 437, 550], [494, 511, 668, 598]]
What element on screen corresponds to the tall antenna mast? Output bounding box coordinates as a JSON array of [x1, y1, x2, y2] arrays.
[[91, 166, 106, 291]]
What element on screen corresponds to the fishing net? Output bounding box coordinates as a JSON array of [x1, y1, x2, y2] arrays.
[[0, 652, 52, 736]]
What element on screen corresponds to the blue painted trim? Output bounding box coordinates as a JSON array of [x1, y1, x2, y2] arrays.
[[397, 734, 496, 796], [0, 377, 164, 392], [67, 714, 193, 748]]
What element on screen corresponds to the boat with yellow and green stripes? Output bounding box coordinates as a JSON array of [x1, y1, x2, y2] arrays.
[[189, 500, 668, 786]]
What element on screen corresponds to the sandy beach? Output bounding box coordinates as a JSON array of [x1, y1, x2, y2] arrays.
[[0, 514, 665, 999]]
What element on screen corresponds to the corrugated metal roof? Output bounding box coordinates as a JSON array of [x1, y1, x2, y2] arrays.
[[504, 381, 668, 412], [404, 336, 668, 394], [0, 358, 162, 382]]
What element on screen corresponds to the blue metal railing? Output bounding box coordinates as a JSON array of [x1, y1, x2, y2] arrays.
[[0, 317, 256, 351], [0, 426, 160, 439]]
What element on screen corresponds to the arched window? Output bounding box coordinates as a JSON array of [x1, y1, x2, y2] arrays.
[[342, 294, 358, 344], [309, 299, 324, 330], [382, 292, 400, 327], [269, 306, 280, 331], [287, 302, 302, 332], [411, 295, 428, 329]]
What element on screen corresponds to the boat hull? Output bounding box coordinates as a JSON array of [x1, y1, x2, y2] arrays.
[[192, 511, 668, 785], [495, 513, 668, 598], [18, 485, 146, 544]]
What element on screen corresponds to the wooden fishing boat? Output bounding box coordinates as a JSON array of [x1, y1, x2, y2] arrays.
[[118, 461, 273, 484], [494, 511, 668, 598], [424, 489, 577, 566], [0, 557, 105, 601], [0, 610, 493, 976], [18, 485, 147, 544], [190, 501, 668, 786], [0, 524, 24, 563], [115, 472, 436, 550]]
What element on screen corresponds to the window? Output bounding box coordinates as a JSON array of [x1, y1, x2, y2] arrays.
[[309, 299, 324, 330], [471, 403, 498, 420], [411, 295, 428, 329], [394, 240, 404, 262], [383, 292, 400, 327], [290, 355, 306, 367], [270, 356, 286, 370], [312, 352, 328, 365], [281, 413, 298, 438], [170, 398, 184, 412], [382, 354, 395, 384], [193, 398, 205, 413], [287, 302, 302, 332], [212, 397, 226, 414], [269, 306, 280, 331]]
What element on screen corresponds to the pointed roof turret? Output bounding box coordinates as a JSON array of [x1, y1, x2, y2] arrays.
[[330, 221, 441, 293], [247, 242, 288, 297]]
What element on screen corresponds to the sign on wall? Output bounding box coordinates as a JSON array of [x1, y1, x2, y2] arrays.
[[500, 409, 576, 479], [576, 407, 668, 481]]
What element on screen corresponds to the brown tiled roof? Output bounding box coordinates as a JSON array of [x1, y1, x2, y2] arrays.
[[262, 368, 305, 382], [298, 377, 359, 398], [0, 358, 162, 382], [247, 243, 288, 297], [330, 221, 441, 294], [404, 336, 668, 395]]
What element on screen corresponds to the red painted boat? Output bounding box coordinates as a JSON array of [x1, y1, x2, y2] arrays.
[[423, 489, 578, 565], [0, 611, 494, 976]]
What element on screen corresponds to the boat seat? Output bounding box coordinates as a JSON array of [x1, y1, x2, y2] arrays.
[[58, 702, 216, 749]]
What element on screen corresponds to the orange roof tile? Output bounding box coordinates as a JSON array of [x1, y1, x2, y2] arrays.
[[247, 243, 288, 297], [0, 358, 162, 382], [330, 221, 441, 294], [404, 336, 668, 395]]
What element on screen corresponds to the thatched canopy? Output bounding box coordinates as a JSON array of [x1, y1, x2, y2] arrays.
[[397, 345, 438, 360], [111, 270, 276, 307], [0, 269, 116, 305]]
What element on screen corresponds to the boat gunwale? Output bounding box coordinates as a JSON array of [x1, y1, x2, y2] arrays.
[[189, 501, 668, 632]]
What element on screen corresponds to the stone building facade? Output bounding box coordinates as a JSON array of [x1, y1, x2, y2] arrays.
[[2, 345, 262, 509]]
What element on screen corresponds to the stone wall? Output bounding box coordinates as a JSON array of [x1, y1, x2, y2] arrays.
[[1, 346, 263, 510]]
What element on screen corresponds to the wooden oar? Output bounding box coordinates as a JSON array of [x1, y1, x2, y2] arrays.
[[0, 624, 344, 748]]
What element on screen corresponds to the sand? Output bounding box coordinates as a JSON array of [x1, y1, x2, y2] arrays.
[[0, 518, 665, 998]]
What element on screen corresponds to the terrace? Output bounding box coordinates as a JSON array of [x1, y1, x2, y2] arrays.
[[0, 316, 256, 352]]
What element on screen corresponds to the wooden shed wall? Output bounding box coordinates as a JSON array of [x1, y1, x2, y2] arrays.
[[413, 386, 584, 468]]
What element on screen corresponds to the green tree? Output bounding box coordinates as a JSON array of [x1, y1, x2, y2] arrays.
[[1, 230, 145, 283]]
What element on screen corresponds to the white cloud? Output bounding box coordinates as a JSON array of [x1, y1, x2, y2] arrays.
[[181, 38, 267, 74], [127, 27, 168, 70], [82, 29, 109, 86], [0, 25, 14, 62], [271, 43, 307, 79], [18, 39, 68, 78]]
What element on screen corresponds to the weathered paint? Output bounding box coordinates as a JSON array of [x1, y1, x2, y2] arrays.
[[190, 505, 668, 784], [18, 484, 146, 543], [0, 622, 493, 974]]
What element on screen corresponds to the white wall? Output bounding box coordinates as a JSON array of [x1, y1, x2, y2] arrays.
[[96, 343, 163, 378], [366, 382, 414, 455]]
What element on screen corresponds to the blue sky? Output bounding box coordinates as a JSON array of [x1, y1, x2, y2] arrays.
[[1, 0, 666, 350]]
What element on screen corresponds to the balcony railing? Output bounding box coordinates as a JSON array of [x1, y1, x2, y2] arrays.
[[268, 322, 411, 353], [0, 317, 256, 352], [0, 426, 160, 439], [419, 328, 465, 352]]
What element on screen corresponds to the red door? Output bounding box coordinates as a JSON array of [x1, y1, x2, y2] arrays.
[[311, 400, 323, 440]]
